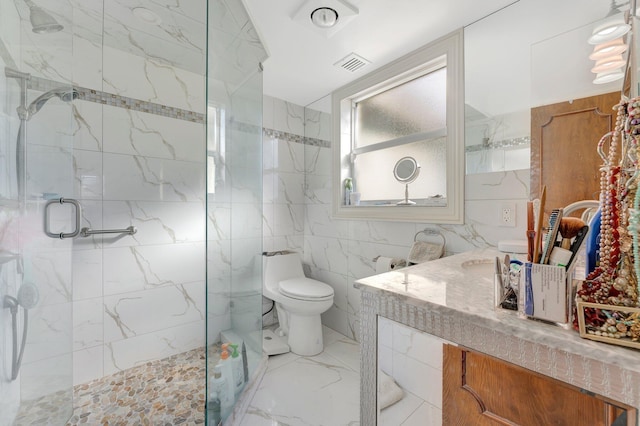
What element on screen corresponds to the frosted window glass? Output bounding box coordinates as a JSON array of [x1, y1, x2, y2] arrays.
[[355, 67, 446, 148], [354, 138, 447, 203]]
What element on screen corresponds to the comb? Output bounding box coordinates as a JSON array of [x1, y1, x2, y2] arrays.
[[532, 186, 546, 263], [540, 208, 563, 265]]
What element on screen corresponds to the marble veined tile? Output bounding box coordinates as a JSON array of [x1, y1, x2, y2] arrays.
[[380, 390, 423, 426], [275, 138, 305, 173], [103, 281, 205, 343], [72, 101, 103, 152], [103, 46, 205, 113], [103, 321, 204, 375], [400, 402, 442, 426], [272, 99, 304, 137], [73, 297, 103, 351], [392, 352, 442, 409], [324, 335, 360, 373], [102, 105, 205, 161], [103, 242, 205, 295], [304, 144, 331, 176], [393, 322, 444, 370], [244, 352, 360, 426], [102, 200, 205, 247], [21, 302, 72, 365], [102, 153, 205, 202]]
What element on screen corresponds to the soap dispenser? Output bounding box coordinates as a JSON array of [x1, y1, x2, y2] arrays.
[[209, 364, 232, 421], [228, 343, 245, 395], [218, 343, 235, 402]]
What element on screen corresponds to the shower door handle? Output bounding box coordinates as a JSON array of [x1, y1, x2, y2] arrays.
[[44, 197, 82, 239]]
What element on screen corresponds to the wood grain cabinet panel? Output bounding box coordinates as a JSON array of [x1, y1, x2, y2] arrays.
[[530, 92, 621, 218], [442, 344, 633, 425]]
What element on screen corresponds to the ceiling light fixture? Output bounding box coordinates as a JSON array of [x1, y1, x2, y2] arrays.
[[591, 54, 626, 73], [589, 38, 628, 60], [593, 68, 625, 84], [310, 7, 339, 28], [588, 1, 630, 45], [132, 7, 162, 26]]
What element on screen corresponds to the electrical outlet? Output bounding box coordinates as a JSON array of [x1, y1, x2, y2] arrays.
[[500, 202, 516, 227]]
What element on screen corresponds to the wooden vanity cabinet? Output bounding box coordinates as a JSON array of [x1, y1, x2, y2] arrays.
[[442, 344, 635, 425]]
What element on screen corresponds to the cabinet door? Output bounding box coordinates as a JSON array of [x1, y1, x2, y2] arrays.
[[530, 91, 620, 217], [442, 344, 627, 425]]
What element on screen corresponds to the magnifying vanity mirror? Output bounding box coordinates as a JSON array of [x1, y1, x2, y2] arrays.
[[393, 156, 421, 205]]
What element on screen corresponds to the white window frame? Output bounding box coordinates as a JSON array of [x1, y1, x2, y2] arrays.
[[331, 29, 464, 223]]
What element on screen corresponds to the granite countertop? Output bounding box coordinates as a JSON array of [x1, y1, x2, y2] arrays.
[[354, 247, 640, 377]]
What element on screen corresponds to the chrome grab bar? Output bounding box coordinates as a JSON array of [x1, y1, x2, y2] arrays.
[[80, 226, 137, 238], [44, 198, 81, 239], [44, 198, 137, 239]]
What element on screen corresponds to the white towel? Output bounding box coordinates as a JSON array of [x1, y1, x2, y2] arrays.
[[407, 240, 444, 264], [378, 370, 404, 410]]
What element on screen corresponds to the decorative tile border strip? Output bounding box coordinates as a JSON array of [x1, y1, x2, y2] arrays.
[[263, 128, 331, 148], [465, 136, 530, 152], [28, 75, 205, 124], [24, 75, 331, 143]]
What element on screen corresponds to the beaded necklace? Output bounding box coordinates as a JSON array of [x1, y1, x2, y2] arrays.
[[579, 97, 640, 307]]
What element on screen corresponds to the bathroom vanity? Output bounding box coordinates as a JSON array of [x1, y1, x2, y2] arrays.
[[355, 248, 640, 425]]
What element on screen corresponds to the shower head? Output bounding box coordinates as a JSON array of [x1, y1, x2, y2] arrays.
[[16, 283, 39, 310], [27, 87, 79, 118], [25, 0, 63, 34], [2, 283, 38, 313]]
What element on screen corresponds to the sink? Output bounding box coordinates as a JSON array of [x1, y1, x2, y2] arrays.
[[460, 258, 495, 274]]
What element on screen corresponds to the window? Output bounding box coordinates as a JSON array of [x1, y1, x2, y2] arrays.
[[332, 30, 464, 223]]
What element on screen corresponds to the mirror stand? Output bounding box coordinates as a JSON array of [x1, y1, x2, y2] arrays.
[[397, 183, 416, 205]]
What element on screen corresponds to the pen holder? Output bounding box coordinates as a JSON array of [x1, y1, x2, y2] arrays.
[[518, 262, 577, 329], [494, 273, 519, 312]]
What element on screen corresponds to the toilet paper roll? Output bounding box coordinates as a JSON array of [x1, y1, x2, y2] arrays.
[[376, 256, 394, 273], [375, 256, 406, 273]]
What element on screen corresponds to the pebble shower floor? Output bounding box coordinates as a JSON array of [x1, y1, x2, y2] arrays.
[[15, 347, 210, 425]]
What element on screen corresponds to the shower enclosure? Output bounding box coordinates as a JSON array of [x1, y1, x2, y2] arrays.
[[0, 1, 266, 424]]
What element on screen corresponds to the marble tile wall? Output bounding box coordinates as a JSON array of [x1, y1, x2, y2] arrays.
[[262, 96, 530, 341], [67, 43, 207, 383], [8, 22, 208, 389], [378, 317, 444, 425]]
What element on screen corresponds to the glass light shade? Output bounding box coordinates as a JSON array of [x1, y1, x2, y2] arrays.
[[588, 14, 630, 45], [310, 7, 339, 28], [591, 54, 626, 73], [593, 68, 624, 84], [589, 38, 628, 60]]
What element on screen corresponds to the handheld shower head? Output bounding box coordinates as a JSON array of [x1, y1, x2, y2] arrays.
[[27, 87, 79, 119], [17, 283, 39, 310]]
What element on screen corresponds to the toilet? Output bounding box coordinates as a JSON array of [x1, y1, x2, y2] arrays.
[[263, 252, 334, 356]]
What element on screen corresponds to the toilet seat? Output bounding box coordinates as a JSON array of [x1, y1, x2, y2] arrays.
[[278, 278, 334, 301]]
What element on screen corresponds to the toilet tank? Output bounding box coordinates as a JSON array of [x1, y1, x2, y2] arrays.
[[263, 252, 305, 288]]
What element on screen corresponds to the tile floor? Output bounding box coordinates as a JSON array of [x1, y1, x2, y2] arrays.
[[18, 326, 430, 425], [242, 326, 435, 426], [240, 327, 361, 425]]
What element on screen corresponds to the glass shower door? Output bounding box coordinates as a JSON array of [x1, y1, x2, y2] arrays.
[[0, 1, 75, 424], [206, 0, 267, 423]]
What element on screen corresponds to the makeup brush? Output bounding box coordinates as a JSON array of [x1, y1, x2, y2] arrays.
[[558, 217, 586, 249]]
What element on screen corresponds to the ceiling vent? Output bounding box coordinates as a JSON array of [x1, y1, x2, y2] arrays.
[[334, 53, 370, 72]]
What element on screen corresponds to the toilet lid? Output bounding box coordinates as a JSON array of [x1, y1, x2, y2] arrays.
[[278, 278, 334, 300]]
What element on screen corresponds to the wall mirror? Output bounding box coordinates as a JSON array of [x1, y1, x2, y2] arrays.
[[393, 156, 420, 205], [465, 0, 625, 177]]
